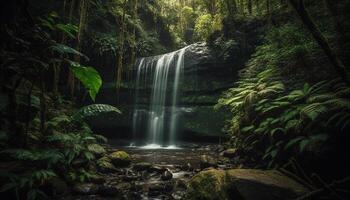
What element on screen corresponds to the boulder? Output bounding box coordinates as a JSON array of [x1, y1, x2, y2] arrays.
[[200, 155, 218, 169], [186, 169, 230, 200], [186, 168, 310, 200], [109, 151, 131, 167], [73, 183, 99, 195]]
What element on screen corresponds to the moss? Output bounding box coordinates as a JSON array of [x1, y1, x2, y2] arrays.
[[87, 144, 106, 156], [97, 156, 115, 172], [109, 151, 131, 167], [186, 169, 231, 200]]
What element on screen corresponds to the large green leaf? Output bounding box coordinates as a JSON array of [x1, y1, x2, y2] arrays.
[[73, 104, 122, 122], [69, 62, 102, 101]]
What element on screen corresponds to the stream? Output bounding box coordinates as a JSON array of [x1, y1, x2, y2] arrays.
[[71, 141, 231, 200]]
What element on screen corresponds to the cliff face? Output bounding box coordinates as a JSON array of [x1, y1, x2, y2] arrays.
[[89, 42, 234, 141], [91, 18, 265, 141]]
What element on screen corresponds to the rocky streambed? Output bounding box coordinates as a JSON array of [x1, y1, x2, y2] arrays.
[[65, 143, 310, 200]]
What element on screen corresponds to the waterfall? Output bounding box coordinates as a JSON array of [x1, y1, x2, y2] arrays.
[[132, 47, 187, 148]]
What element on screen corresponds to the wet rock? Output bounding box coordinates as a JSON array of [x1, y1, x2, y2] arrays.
[[161, 170, 173, 181], [149, 165, 167, 173], [73, 183, 99, 195], [97, 156, 116, 173], [175, 179, 188, 190], [109, 151, 131, 167], [200, 155, 217, 169], [148, 181, 174, 196], [180, 163, 193, 171], [222, 148, 237, 158], [186, 168, 310, 200], [172, 190, 187, 200], [133, 162, 152, 171]]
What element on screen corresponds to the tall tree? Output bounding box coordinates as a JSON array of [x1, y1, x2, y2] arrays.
[[129, 0, 138, 73], [67, 0, 88, 97], [288, 0, 348, 83], [116, 0, 128, 90]]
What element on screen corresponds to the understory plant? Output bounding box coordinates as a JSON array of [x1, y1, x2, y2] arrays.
[[0, 9, 113, 200], [0, 103, 116, 199], [216, 22, 350, 168]]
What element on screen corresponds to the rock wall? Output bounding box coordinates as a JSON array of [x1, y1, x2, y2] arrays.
[[91, 42, 240, 141]]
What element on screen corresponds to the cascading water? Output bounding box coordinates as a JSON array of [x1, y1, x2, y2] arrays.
[[132, 46, 187, 148]]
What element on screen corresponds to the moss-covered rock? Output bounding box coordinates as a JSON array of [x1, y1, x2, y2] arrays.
[[226, 169, 309, 200], [186, 169, 310, 200], [186, 169, 231, 200], [97, 156, 116, 172], [109, 151, 131, 167]]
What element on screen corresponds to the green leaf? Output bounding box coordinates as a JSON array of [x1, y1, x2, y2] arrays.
[[55, 23, 78, 38], [73, 104, 121, 122], [69, 62, 102, 101], [51, 44, 88, 60], [299, 139, 310, 153], [284, 137, 305, 150], [241, 125, 254, 132]]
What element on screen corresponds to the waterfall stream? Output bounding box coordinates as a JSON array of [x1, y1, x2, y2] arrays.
[[132, 46, 187, 148]]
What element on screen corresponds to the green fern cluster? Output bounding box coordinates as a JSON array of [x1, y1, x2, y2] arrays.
[[217, 65, 350, 167], [0, 104, 111, 199]]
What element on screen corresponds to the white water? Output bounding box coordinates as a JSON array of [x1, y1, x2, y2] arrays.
[[132, 46, 187, 147]]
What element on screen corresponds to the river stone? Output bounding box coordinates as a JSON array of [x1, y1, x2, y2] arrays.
[[73, 183, 99, 195], [222, 148, 237, 158], [149, 165, 167, 173], [109, 151, 131, 167], [200, 155, 218, 169], [133, 162, 152, 171], [148, 181, 174, 196], [161, 170, 173, 181], [186, 168, 310, 200]]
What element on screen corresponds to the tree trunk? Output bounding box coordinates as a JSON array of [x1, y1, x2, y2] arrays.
[[288, 0, 348, 83], [68, 0, 88, 98], [116, 0, 127, 91]]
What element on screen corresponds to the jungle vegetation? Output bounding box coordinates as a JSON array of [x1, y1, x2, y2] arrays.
[[0, 0, 350, 199]]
